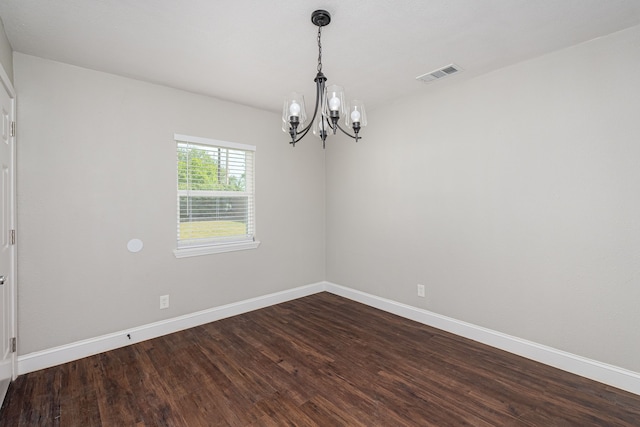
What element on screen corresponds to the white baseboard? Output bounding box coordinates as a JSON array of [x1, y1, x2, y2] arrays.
[[17, 280, 640, 396], [324, 282, 640, 396], [17, 282, 325, 375]]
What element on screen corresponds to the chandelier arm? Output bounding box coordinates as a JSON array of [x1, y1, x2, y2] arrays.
[[323, 116, 336, 133], [335, 122, 360, 140], [307, 74, 324, 131], [292, 122, 313, 144], [296, 108, 316, 136], [290, 120, 315, 144], [291, 114, 314, 143], [291, 73, 324, 143]]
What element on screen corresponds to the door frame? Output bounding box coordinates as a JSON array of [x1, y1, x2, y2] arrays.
[[0, 62, 17, 385]]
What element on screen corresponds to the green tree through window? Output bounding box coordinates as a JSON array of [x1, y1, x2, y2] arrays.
[[177, 145, 245, 192]]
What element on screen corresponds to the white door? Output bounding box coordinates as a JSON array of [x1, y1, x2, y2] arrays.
[[0, 66, 16, 405]]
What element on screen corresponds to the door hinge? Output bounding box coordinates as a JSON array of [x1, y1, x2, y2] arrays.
[[10, 229, 15, 245], [10, 337, 16, 353], [10, 121, 15, 137]]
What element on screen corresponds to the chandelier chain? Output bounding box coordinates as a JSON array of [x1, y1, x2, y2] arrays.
[[317, 26, 323, 73]]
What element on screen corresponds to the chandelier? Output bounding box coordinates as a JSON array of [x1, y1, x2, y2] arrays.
[[282, 10, 367, 149]]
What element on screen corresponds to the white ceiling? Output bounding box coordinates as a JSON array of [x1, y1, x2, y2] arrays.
[[1, 0, 639, 114]]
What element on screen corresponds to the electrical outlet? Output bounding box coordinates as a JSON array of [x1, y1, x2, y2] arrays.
[[160, 294, 169, 309], [417, 284, 425, 298]]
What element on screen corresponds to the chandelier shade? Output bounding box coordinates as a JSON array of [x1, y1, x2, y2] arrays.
[[346, 100, 367, 129], [283, 10, 366, 148], [282, 92, 307, 133]]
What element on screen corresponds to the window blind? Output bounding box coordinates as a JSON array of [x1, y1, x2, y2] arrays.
[[176, 135, 255, 250]]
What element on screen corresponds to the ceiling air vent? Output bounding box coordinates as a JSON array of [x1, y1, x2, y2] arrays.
[[416, 64, 462, 83]]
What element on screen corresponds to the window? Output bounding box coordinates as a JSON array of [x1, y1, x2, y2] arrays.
[[174, 134, 259, 257]]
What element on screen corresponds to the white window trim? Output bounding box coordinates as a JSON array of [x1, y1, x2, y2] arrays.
[[174, 133, 260, 258], [175, 134, 255, 152], [173, 240, 260, 258]]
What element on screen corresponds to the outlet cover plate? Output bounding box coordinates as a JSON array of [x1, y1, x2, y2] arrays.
[[160, 295, 170, 309]]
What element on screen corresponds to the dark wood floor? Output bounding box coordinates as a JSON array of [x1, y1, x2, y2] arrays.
[[1, 292, 639, 426]]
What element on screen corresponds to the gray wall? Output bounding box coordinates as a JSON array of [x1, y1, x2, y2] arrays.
[[15, 53, 325, 354], [326, 25, 640, 372], [0, 18, 12, 82]]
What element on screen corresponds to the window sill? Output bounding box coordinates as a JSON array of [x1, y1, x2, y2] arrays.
[[174, 240, 261, 258]]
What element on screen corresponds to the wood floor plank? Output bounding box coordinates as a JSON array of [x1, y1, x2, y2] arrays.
[[1, 292, 640, 426]]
